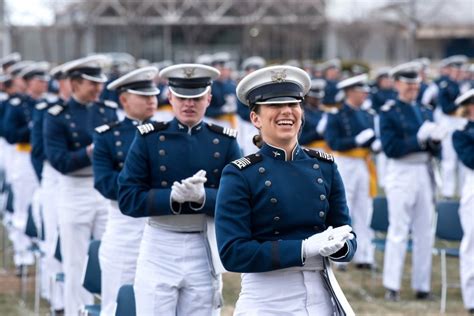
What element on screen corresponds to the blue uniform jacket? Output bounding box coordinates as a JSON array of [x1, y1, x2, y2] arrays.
[[43, 98, 118, 174], [453, 121, 474, 170], [3, 93, 34, 144], [206, 79, 237, 118], [30, 95, 63, 181], [379, 99, 441, 158], [118, 118, 242, 218], [215, 143, 356, 273], [371, 87, 397, 113], [438, 77, 460, 115], [93, 117, 142, 200], [325, 103, 376, 151], [299, 106, 326, 146], [322, 79, 339, 105]]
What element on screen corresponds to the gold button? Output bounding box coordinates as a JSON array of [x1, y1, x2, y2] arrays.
[[214, 152, 220, 158], [270, 198, 277, 204], [118, 162, 124, 168], [159, 135, 165, 141], [320, 194, 326, 200], [313, 164, 320, 169], [213, 138, 220, 144], [319, 211, 325, 217], [65, 114, 71, 119], [317, 178, 323, 184], [258, 167, 265, 174], [160, 165, 166, 172], [70, 123, 76, 128], [159, 149, 166, 156], [265, 180, 271, 187], [74, 142, 80, 147], [273, 216, 280, 221], [161, 181, 167, 187], [115, 141, 122, 146], [117, 151, 123, 157], [114, 131, 120, 136], [72, 132, 78, 138], [213, 168, 219, 174], [99, 108, 105, 113]]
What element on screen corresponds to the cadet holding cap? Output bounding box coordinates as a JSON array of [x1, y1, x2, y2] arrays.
[[93, 66, 159, 316], [452, 89, 474, 315], [379, 61, 443, 302], [215, 65, 357, 315], [325, 74, 379, 271], [117, 63, 241, 316], [43, 55, 112, 316]]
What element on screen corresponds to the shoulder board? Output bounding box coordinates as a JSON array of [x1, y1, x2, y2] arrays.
[[10, 97, 21, 106], [47, 104, 64, 116], [303, 148, 334, 163], [35, 101, 48, 110], [0, 92, 8, 101], [327, 107, 339, 114], [206, 123, 238, 138], [46, 95, 59, 103], [231, 153, 263, 170], [103, 100, 118, 108], [381, 100, 396, 112], [137, 121, 169, 135], [365, 108, 377, 116], [95, 121, 120, 134], [439, 81, 448, 89]]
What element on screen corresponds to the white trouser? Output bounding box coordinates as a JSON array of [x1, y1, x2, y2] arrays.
[[376, 152, 388, 189], [237, 118, 259, 156], [2, 142, 14, 184], [235, 269, 332, 315], [460, 168, 474, 309], [0, 138, 7, 171], [99, 201, 145, 316], [10, 150, 38, 266], [57, 175, 108, 316], [134, 225, 221, 316], [41, 162, 64, 310], [439, 113, 466, 197], [383, 160, 434, 292], [336, 156, 374, 265]]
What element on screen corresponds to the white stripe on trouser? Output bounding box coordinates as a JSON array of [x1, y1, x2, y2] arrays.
[[57, 175, 108, 316], [99, 201, 145, 316], [460, 168, 474, 309], [134, 225, 221, 316], [439, 113, 466, 197], [383, 160, 434, 292], [234, 269, 333, 315], [336, 156, 374, 265], [40, 162, 64, 310], [10, 150, 38, 266]]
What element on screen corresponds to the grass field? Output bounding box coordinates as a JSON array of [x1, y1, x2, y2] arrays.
[[0, 224, 468, 316]]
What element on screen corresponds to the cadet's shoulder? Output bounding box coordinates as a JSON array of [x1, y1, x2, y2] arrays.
[[137, 121, 169, 136], [364, 108, 377, 116], [206, 123, 238, 138], [230, 153, 263, 171], [380, 99, 396, 112], [47, 103, 66, 116], [302, 147, 335, 164], [96, 100, 118, 109], [46, 94, 59, 104], [9, 97, 22, 106], [35, 101, 49, 111], [94, 121, 120, 134]]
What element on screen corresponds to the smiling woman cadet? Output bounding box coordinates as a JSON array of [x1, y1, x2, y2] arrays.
[[215, 65, 357, 315]]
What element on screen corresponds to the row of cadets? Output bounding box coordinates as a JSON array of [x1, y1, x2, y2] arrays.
[[117, 63, 242, 315], [31, 61, 72, 312], [436, 55, 469, 199], [325, 73, 379, 270], [236, 56, 266, 156], [3, 61, 48, 274], [452, 89, 474, 315], [43, 55, 117, 315], [379, 61, 449, 301], [298, 78, 330, 152], [92, 66, 159, 315]]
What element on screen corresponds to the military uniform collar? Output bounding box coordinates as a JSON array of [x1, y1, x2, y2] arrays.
[[397, 98, 417, 107], [170, 117, 204, 135], [123, 116, 142, 126], [260, 142, 303, 161], [69, 96, 88, 108]]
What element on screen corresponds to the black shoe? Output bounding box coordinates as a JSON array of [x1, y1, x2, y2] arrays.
[[53, 309, 65, 316], [468, 308, 474, 315], [415, 291, 434, 300], [384, 289, 400, 302]]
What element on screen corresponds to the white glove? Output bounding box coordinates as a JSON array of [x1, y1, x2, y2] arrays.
[[302, 225, 354, 258], [416, 121, 436, 143], [371, 139, 382, 152], [171, 170, 207, 204], [429, 124, 449, 142], [170, 182, 187, 204], [355, 129, 375, 145], [316, 114, 328, 135]]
